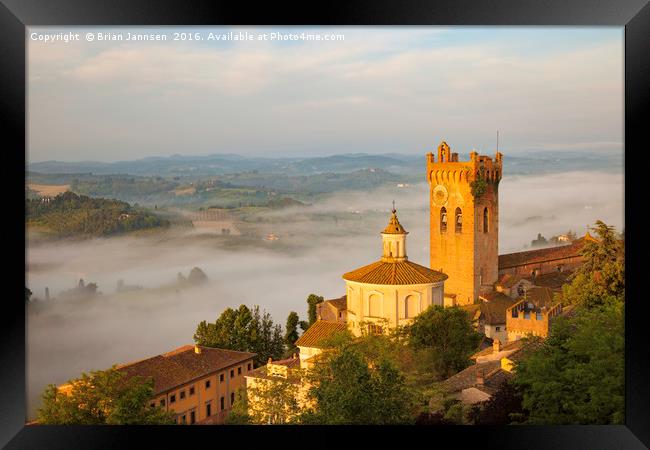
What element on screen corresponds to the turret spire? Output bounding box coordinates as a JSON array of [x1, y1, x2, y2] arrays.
[[381, 208, 408, 261]]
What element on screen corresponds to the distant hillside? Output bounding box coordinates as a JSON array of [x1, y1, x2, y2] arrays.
[[28, 153, 410, 177], [26, 191, 169, 238], [28, 151, 621, 179]]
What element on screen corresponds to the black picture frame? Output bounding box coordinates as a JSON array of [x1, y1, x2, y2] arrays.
[[2, 0, 647, 448]]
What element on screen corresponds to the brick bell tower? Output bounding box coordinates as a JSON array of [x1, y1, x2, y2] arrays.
[[426, 141, 502, 305]]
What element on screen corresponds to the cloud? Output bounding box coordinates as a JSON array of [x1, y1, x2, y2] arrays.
[[27, 27, 623, 161]]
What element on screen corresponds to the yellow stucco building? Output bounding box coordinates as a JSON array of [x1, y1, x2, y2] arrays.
[[342, 208, 448, 336]]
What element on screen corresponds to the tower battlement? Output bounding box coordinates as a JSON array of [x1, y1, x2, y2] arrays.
[[426, 141, 503, 186], [427, 140, 502, 306]]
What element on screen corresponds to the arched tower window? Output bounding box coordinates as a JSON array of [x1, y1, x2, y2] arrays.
[[483, 207, 489, 233], [455, 208, 462, 233], [440, 207, 447, 233]]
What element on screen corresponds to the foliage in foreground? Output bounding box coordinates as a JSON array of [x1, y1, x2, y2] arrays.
[[37, 368, 175, 425], [300, 342, 416, 424], [407, 305, 482, 378], [562, 220, 624, 309], [513, 302, 625, 424]]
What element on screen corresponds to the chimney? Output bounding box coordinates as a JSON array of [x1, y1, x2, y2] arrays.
[[476, 370, 485, 386], [493, 338, 501, 353], [194, 345, 201, 354]]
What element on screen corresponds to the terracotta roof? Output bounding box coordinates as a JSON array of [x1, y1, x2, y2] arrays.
[[471, 338, 524, 360], [496, 273, 526, 288], [382, 210, 407, 234], [498, 237, 587, 270], [527, 270, 574, 290], [295, 320, 348, 349], [268, 357, 301, 369], [117, 345, 255, 395], [476, 368, 513, 396], [323, 295, 347, 311], [479, 293, 517, 325], [517, 286, 556, 309], [460, 303, 482, 317], [442, 360, 501, 393], [343, 259, 448, 285]]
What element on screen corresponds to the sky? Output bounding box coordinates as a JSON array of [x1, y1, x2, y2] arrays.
[[27, 26, 624, 162]]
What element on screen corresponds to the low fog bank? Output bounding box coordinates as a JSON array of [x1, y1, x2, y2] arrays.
[[26, 170, 623, 418]]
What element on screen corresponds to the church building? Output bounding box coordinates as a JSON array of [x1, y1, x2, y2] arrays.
[[341, 207, 448, 336]]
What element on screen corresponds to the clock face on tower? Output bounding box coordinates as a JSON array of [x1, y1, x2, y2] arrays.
[[432, 184, 448, 206]]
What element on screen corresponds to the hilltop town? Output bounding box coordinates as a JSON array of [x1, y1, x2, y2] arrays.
[[32, 142, 625, 426]]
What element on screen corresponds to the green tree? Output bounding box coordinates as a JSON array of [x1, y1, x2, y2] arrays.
[[231, 374, 303, 425], [284, 311, 300, 356], [37, 367, 175, 425], [467, 381, 525, 425], [225, 387, 251, 425], [563, 221, 624, 308], [194, 305, 285, 366], [306, 294, 324, 326], [407, 305, 481, 378], [513, 302, 624, 424], [301, 345, 414, 424]]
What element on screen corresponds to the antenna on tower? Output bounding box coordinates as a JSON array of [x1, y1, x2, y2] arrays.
[[392, 200, 396, 213], [497, 130, 499, 152]]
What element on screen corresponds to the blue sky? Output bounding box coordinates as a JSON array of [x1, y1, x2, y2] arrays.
[[28, 26, 623, 162]]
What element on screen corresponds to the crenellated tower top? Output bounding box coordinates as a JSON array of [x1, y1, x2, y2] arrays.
[[426, 141, 503, 186]]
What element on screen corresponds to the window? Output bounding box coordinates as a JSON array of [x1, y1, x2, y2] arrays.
[[511, 309, 518, 318], [440, 207, 447, 233], [231, 392, 235, 406], [230, 369, 235, 378], [404, 295, 418, 319], [205, 380, 211, 389], [238, 367, 242, 375], [180, 390, 186, 400], [368, 323, 383, 335], [455, 208, 462, 233], [189, 386, 195, 396], [150, 403, 155, 408], [536, 312, 543, 320], [483, 207, 489, 233], [206, 403, 212, 417], [524, 311, 531, 320], [170, 394, 176, 404], [247, 363, 252, 371], [495, 326, 501, 331], [190, 410, 196, 424], [160, 399, 166, 407], [181, 415, 186, 424], [220, 373, 224, 382], [368, 293, 381, 317], [220, 396, 225, 410]]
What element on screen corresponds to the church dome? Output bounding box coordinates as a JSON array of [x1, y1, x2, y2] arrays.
[[382, 208, 408, 234], [342, 259, 448, 285]]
